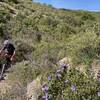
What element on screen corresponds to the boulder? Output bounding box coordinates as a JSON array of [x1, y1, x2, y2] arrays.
[[58, 57, 72, 69], [91, 59, 100, 78], [27, 75, 41, 100]]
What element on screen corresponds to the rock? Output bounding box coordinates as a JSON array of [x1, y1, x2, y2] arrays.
[[76, 64, 87, 76], [27, 75, 41, 100], [91, 59, 100, 78], [58, 57, 72, 69]]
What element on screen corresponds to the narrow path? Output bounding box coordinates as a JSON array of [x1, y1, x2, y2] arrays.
[[0, 76, 11, 95]]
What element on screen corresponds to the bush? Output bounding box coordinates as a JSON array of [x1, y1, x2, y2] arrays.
[[8, 61, 40, 86], [39, 65, 100, 100], [15, 40, 35, 62], [81, 12, 95, 21], [0, 10, 10, 38]]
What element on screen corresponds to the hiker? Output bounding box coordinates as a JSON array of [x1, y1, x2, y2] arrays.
[[0, 40, 15, 70]]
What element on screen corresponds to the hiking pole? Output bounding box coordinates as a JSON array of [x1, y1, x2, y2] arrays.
[[0, 64, 5, 80]]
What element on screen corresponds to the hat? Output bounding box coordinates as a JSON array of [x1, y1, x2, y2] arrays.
[[3, 40, 9, 45]]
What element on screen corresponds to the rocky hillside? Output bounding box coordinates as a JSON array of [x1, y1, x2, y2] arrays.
[[0, 0, 100, 100]]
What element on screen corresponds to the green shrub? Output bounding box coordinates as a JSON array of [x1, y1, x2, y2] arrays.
[[81, 12, 95, 21], [15, 40, 35, 62], [8, 61, 41, 86], [39, 66, 100, 100]]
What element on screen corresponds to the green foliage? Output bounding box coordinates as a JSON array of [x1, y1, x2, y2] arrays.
[[40, 67, 100, 100], [1, 1, 99, 66], [0, 1, 100, 99], [8, 61, 40, 86], [8, 0, 18, 3], [15, 40, 35, 62], [0, 10, 10, 38], [81, 12, 96, 21]]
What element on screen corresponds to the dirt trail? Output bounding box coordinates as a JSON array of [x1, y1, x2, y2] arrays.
[[0, 74, 11, 94], [0, 80, 11, 94]]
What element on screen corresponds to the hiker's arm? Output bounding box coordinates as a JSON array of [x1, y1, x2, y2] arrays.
[[0, 46, 5, 54], [10, 50, 16, 61]]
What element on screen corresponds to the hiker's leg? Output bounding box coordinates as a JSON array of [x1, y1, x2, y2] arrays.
[[0, 63, 2, 70], [5, 57, 11, 71]]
